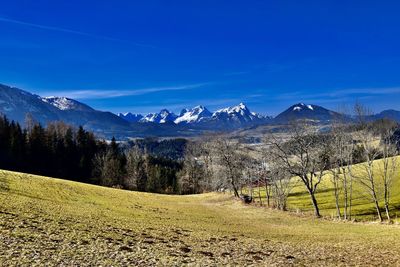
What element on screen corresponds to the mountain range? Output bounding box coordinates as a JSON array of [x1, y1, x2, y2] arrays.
[[1, 83, 399, 139], [118, 103, 269, 128]]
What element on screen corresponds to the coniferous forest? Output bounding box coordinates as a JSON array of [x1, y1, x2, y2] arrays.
[[0, 115, 187, 194]]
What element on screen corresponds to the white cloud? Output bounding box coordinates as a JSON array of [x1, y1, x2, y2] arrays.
[[0, 16, 154, 48], [41, 83, 209, 99]]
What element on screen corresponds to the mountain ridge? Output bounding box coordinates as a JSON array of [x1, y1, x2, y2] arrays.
[[0, 83, 131, 138], [119, 102, 270, 127], [2, 83, 400, 139]]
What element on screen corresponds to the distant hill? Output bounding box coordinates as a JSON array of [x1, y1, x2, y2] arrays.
[[274, 103, 343, 124], [372, 109, 400, 123]]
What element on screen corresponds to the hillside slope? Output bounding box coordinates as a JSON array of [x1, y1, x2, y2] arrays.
[[1, 170, 400, 266], [274, 103, 342, 123], [284, 156, 400, 220]]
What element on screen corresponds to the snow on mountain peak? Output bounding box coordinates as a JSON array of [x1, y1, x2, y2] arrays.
[[140, 109, 177, 123], [41, 96, 93, 111], [215, 102, 249, 115], [212, 103, 265, 123], [179, 108, 189, 117], [174, 105, 212, 124], [42, 96, 70, 110], [121, 103, 268, 125], [292, 103, 314, 112]]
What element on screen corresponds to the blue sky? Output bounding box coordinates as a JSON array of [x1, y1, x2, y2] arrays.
[[1, 1, 400, 115]]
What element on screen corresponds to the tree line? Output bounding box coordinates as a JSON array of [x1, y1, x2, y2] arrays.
[[0, 115, 203, 194], [0, 116, 100, 182]]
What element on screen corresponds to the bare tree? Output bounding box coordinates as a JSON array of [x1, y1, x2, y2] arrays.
[[353, 103, 383, 222], [329, 110, 356, 220], [125, 145, 148, 190], [377, 119, 399, 221], [197, 140, 217, 192], [179, 141, 206, 194], [269, 164, 292, 211], [24, 113, 37, 133], [329, 120, 343, 219], [93, 150, 124, 187], [329, 164, 342, 219], [265, 121, 330, 217], [212, 137, 245, 198], [258, 159, 272, 207], [241, 155, 261, 199]]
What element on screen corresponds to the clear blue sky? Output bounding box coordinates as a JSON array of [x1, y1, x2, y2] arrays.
[[1, 1, 400, 115]]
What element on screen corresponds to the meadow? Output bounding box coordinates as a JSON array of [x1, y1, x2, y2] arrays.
[[1, 169, 400, 266], [246, 156, 400, 221], [287, 156, 400, 221]]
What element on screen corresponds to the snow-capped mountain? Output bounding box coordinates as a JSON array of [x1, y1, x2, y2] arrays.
[[211, 103, 263, 123], [42, 96, 94, 112], [118, 103, 270, 130], [11, 82, 400, 139], [199, 103, 269, 129], [119, 103, 269, 129], [118, 112, 143, 123], [0, 83, 130, 137], [140, 109, 178, 123], [274, 103, 341, 123], [174, 105, 212, 124], [0, 84, 60, 124], [0, 83, 272, 137]]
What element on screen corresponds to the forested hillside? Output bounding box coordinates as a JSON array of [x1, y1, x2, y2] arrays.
[[0, 115, 189, 194]]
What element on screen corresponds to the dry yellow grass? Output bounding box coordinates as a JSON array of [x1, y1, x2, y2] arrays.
[[287, 156, 400, 221], [248, 156, 400, 221], [1, 169, 400, 266]]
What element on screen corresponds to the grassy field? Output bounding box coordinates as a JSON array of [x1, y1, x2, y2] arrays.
[[1, 169, 400, 266], [248, 156, 400, 221]]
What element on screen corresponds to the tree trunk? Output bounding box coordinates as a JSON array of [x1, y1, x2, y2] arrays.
[[232, 180, 240, 198], [349, 169, 353, 220], [369, 175, 383, 222], [385, 202, 391, 222], [384, 183, 391, 221], [342, 168, 348, 220], [334, 187, 341, 219], [372, 193, 383, 222], [258, 179, 262, 206], [264, 177, 270, 207], [309, 191, 321, 218], [333, 170, 341, 219]]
